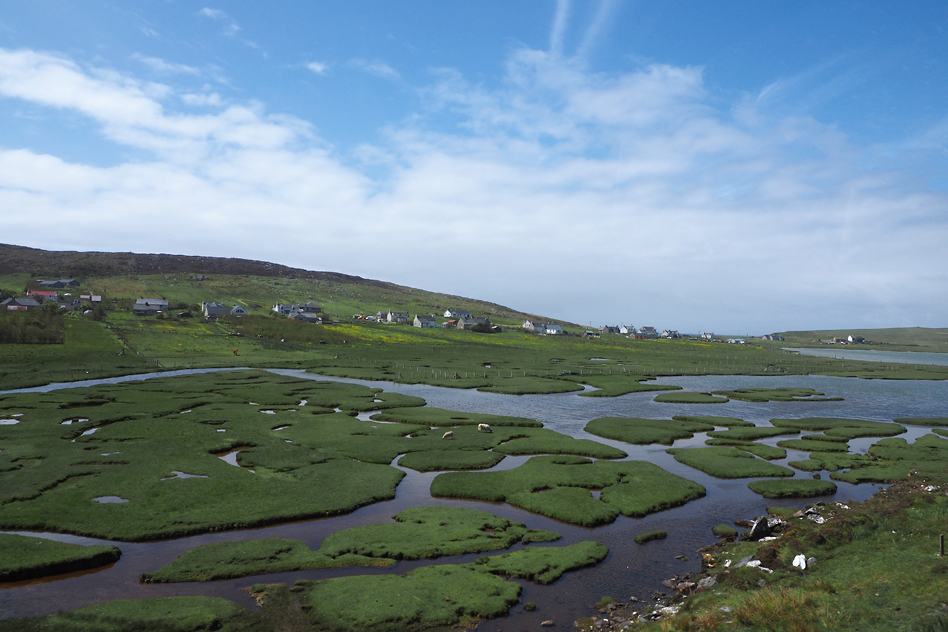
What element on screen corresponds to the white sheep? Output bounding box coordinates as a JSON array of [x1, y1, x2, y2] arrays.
[[477, 423, 492, 433], [442, 431, 454, 440]]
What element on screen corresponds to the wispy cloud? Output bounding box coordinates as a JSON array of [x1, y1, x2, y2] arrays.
[[550, 0, 571, 57], [131, 54, 201, 76], [349, 58, 401, 81], [576, 0, 619, 63], [306, 61, 329, 76], [198, 7, 241, 37]]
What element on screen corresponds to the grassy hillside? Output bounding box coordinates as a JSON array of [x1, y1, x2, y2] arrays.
[[0, 244, 562, 328], [778, 327, 948, 352]]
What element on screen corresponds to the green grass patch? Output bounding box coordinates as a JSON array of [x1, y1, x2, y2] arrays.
[[634, 530, 667, 544], [830, 433, 948, 484], [673, 415, 753, 427], [666, 447, 795, 479], [558, 373, 682, 397], [894, 417, 948, 426], [711, 387, 842, 402], [707, 426, 799, 441], [711, 524, 738, 540], [0, 596, 244, 632], [734, 443, 788, 460], [788, 452, 876, 472], [653, 392, 729, 404], [141, 506, 560, 582], [431, 456, 706, 526], [472, 540, 608, 584], [585, 417, 715, 446], [0, 534, 121, 582], [397, 450, 506, 472], [370, 407, 542, 427], [292, 541, 608, 630], [298, 565, 519, 631], [766, 505, 801, 517], [777, 438, 850, 453], [747, 479, 838, 499], [770, 417, 906, 439]]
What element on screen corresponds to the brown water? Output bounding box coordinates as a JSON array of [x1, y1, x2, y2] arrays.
[[1, 369, 946, 628]]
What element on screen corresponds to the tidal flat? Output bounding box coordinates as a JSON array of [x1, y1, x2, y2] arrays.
[[1, 369, 947, 631]]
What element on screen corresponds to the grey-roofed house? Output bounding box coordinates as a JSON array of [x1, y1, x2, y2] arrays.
[[414, 314, 437, 328], [457, 316, 490, 330], [133, 297, 169, 316], [2, 297, 41, 311], [522, 319, 546, 332], [387, 311, 409, 323], [202, 302, 231, 318], [444, 308, 472, 319]]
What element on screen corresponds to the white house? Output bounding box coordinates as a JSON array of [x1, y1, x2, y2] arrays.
[[619, 325, 635, 335], [444, 308, 472, 319]]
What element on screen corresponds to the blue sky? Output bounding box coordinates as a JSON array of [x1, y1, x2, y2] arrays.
[[1, 1, 946, 333]]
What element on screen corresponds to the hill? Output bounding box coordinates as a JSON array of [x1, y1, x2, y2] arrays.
[[0, 244, 561, 327]]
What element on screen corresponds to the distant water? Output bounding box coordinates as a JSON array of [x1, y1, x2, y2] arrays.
[[785, 347, 948, 367]]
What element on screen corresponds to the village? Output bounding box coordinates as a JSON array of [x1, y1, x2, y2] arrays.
[[1, 280, 872, 347]]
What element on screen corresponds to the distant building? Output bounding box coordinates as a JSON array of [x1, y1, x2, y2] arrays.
[[133, 297, 168, 316], [848, 335, 865, 343], [600, 325, 620, 335], [701, 332, 714, 341], [636, 326, 659, 339], [444, 308, 472, 319], [522, 319, 546, 332], [661, 330, 680, 339], [545, 324, 564, 335], [387, 311, 409, 323], [202, 302, 231, 318], [414, 314, 437, 328], [36, 279, 79, 288], [458, 316, 491, 330], [619, 325, 635, 335], [273, 302, 320, 316], [27, 290, 58, 300], [2, 297, 41, 311]]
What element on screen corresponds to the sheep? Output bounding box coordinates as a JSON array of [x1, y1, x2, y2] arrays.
[[477, 423, 492, 433], [442, 431, 454, 440]]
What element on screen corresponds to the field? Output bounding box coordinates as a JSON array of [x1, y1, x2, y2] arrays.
[[2, 248, 948, 631]]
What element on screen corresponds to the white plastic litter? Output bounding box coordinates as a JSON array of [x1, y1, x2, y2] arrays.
[[793, 554, 807, 570]]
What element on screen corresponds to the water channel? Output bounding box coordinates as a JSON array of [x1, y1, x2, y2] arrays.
[[2, 368, 947, 629]]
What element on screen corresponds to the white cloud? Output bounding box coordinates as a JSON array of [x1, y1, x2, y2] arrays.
[[181, 92, 222, 107], [198, 7, 241, 37], [0, 45, 945, 332], [132, 54, 201, 76], [306, 61, 328, 76], [0, 49, 303, 161], [349, 58, 401, 81]]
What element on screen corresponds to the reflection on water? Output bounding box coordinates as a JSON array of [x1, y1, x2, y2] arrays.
[[1, 368, 946, 627]]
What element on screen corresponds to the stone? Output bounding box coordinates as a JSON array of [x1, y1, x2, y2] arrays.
[[747, 516, 771, 540], [696, 576, 718, 591], [541, 620, 554, 627]]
